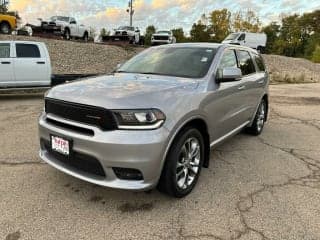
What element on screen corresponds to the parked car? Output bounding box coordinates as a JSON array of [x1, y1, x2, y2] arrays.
[[39, 43, 269, 198], [111, 26, 140, 44], [0, 41, 51, 88], [151, 30, 176, 45], [222, 32, 267, 52], [39, 16, 89, 41], [0, 14, 17, 34]]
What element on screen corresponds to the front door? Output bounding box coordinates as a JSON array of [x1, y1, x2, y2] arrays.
[[205, 49, 249, 141]]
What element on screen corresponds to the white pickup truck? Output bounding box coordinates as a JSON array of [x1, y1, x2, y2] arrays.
[[40, 16, 89, 41], [0, 41, 51, 88]]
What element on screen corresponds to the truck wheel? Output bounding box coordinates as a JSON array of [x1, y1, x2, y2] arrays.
[[257, 46, 265, 54], [158, 127, 204, 198], [83, 32, 89, 42], [64, 29, 71, 40], [0, 22, 11, 34]]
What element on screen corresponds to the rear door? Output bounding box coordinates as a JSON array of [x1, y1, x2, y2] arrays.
[[235, 49, 259, 120], [0, 42, 14, 87], [13, 43, 49, 86]]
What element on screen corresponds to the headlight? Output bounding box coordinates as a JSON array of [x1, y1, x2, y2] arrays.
[[113, 109, 166, 130]]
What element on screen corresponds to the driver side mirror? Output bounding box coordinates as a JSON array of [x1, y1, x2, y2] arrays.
[[216, 67, 242, 83]]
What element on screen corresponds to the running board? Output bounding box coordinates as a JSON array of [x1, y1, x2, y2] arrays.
[[210, 121, 250, 148]]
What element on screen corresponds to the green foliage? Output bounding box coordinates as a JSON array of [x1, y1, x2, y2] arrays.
[[233, 9, 261, 32], [0, 2, 8, 13], [209, 9, 231, 42], [190, 20, 211, 42], [171, 28, 186, 43], [311, 45, 320, 63], [145, 25, 156, 46], [262, 22, 280, 54]]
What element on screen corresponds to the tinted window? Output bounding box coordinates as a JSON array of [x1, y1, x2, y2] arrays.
[[236, 50, 256, 75], [0, 43, 10, 58], [238, 34, 245, 41], [218, 49, 238, 69], [16, 44, 41, 58], [253, 54, 266, 72], [57, 16, 70, 22], [118, 47, 217, 78]]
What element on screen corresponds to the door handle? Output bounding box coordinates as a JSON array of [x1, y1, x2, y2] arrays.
[[258, 80, 265, 84], [37, 61, 46, 64], [1, 61, 11, 64], [238, 85, 246, 90]]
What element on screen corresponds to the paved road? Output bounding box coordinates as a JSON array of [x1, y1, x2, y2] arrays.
[[1, 84, 319, 240]]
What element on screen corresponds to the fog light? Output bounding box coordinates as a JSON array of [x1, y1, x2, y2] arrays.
[[113, 168, 143, 181]]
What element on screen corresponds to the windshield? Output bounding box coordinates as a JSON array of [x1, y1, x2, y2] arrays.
[[118, 26, 134, 31], [225, 33, 240, 41], [118, 47, 217, 79], [50, 16, 69, 22], [156, 31, 171, 34]]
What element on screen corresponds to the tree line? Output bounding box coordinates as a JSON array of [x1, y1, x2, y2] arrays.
[[144, 9, 320, 63]]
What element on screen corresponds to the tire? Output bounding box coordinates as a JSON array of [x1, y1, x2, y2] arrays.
[[64, 29, 71, 40], [257, 46, 265, 54], [246, 99, 267, 136], [83, 32, 89, 42], [158, 127, 204, 198], [0, 22, 11, 34]]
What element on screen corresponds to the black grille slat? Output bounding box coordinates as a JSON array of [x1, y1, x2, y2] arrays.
[[42, 139, 106, 178], [45, 98, 117, 131], [154, 36, 169, 40]]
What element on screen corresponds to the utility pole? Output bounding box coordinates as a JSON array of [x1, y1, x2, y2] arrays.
[[127, 0, 134, 27]]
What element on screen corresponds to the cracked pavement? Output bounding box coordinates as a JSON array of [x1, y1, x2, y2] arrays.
[[1, 83, 320, 240]]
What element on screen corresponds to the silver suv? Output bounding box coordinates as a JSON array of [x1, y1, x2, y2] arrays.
[[39, 43, 269, 198]]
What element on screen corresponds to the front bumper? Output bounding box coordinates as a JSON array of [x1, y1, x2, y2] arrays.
[[151, 39, 171, 45], [39, 113, 170, 190]]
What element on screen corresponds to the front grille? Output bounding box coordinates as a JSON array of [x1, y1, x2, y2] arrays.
[[45, 98, 118, 131], [42, 139, 106, 178], [154, 36, 169, 40]]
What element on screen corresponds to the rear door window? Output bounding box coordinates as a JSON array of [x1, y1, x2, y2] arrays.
[[0, 43, 10, 58], [253, 54, 266, 72], [236, 50, 256, 76], [16, 44, 41, 58]]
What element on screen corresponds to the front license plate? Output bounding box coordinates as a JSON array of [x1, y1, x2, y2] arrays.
[[51, 135, 70, 156]]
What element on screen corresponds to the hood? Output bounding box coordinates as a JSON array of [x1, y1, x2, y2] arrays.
[[47, 73, 200, 109], [222, 40, 234, 44], [153, 33, 170, 36]]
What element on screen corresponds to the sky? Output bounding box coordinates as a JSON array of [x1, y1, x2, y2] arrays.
[[8, 0, 320, 33]]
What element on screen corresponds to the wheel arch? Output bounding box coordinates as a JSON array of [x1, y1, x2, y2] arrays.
[[163, 117, 211, 170], [0, 20, 11, 29]]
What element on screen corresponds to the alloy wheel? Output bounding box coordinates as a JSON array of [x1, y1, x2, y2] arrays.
[[176, 137, 201, 190], [256, 101, 266, 132]]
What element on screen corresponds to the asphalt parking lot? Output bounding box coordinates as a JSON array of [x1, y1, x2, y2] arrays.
[[1, 83, 320, 240]]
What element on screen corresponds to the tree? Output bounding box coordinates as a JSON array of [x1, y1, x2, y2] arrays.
[[100, 28, 109, 37], [190, 20, 211, 42], [233, 9, 261, 32], [145, 25, 156, 46], [0, 0, 8, 13], [209, 9, 231, 42], [262, 22, 280, 54], [171, 28, 186, 43]]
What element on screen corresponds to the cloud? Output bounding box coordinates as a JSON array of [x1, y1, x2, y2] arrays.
[[8, 0, 320, 33]]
